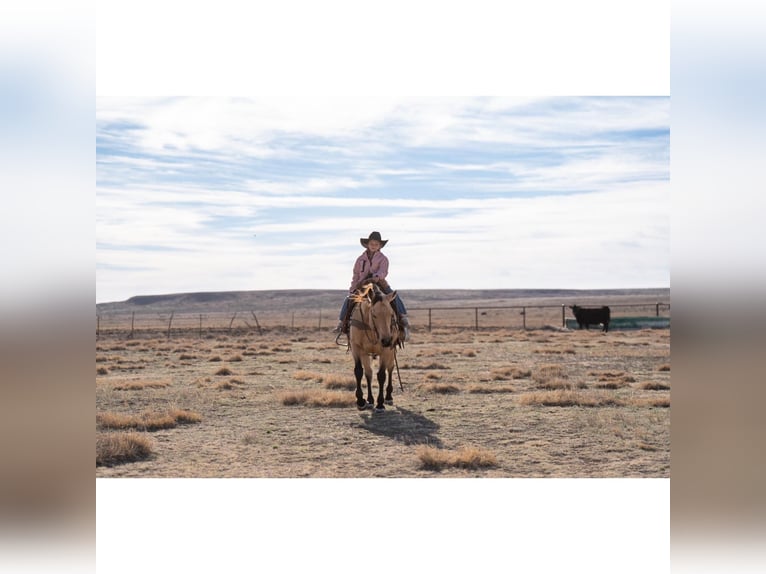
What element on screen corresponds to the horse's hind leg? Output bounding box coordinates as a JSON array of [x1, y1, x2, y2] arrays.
[[354, 357, 366, 410]]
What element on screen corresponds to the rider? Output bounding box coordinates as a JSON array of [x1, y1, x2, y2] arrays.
[[334, 231, 410, 341]]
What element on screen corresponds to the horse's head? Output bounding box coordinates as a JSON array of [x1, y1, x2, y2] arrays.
[[369, 289, 398, 348]]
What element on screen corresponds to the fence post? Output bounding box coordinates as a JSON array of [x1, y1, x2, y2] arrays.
[[475, 308, 479, 331], [428, 308, 432, 332], [250, 311, 262, 335], [318, 309, 322, 331], [562, 305, 566, 328], [521, 307, 526, 330], [166, 312, 174, 340], [129, 311, 135, 339], [656, 303, 660, 317], [199, 314, 203, 338]]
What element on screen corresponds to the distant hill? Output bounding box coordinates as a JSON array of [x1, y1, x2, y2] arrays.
[[97, 288, 670, 315]]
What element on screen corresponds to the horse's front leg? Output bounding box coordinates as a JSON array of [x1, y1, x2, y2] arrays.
[[354, 357, 366, 410], [375, 364, 387, 411], [385, 367, 394, 405], [363, 354, 374, 408]]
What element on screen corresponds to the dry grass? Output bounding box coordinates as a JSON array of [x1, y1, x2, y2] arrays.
[[490, 366, 532, 380], [594, 380, 629, 389], [518, 390, 626, 407], [97, 432, 154, 466], [537, 378, 572, 390], [467, 384, 515, 394], [320, 374, 357, 391], [590, 370, 626, 379], [215, 367, 233, 376], [96, 302, 670, 478], [420, 382, 461, 394], [113, 380, 171, 391], [293, 370, 322, 381], [278, 389, 355, 407], [417, 445, 498, 470], [534, 346, 576, 355], [658, 364, 671, 372], [215, 379, 246, 390], [97, 409, 202, 431], [640, 382, 670, 391], [533, 364, 568, 382], [630, 397, 670, 408], [402, 362, 450, 370]]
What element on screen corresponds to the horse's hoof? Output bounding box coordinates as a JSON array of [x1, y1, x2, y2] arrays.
[[385, 399, 393, 405], [375, 405, 385, 412], [365, 403, 375, 410]]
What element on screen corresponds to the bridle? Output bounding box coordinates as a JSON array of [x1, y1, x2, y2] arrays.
[[357, 297, 395, 346]]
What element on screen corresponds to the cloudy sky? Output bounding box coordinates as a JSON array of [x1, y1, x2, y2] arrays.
[[96, 96, 669, 303]]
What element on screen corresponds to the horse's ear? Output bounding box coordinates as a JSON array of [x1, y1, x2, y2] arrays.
[[386, 290, 397, 303]]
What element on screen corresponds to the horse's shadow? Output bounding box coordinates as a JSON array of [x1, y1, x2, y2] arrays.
[[357, 406, 442, 447]]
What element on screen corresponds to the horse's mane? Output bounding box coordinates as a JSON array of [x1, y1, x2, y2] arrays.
[[352, 283, 379, 304]]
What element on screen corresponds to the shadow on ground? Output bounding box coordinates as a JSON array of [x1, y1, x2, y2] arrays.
[[357, 406, 442, 447]]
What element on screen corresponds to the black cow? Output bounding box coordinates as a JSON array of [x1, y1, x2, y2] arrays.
[[569, 305, 610, 332]]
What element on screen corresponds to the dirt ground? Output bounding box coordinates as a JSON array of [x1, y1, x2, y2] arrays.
[[96, 320, 670, 478]]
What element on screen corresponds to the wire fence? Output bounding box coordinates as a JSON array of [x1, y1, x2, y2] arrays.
[[96, 302, 670, 340]]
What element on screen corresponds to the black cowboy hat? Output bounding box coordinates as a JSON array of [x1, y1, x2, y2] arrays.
[[360, 231, 388, 248]]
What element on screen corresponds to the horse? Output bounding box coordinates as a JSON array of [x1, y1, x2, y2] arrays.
[[348, 283, 401, 411]]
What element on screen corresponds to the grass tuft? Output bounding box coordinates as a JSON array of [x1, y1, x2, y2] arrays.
[[417, 446, 498, 470], [490, 366, 531, 381], [538, 378, 572, 390], [594, 380, 629, 389], [402, 362, 450, 370], [97, 409, 202, 431], [420, 382, 460, 394], [321, 374, 357, 390], [518, 390, 625, 407], [278, 389, 355, 407], [467, 384, 514, 394], [639, 382, 670, 391], [113, 380, 170, 391], [533, 364, 568, 383], [97, 432, 154, 466]]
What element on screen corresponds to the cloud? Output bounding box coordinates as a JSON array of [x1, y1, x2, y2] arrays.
[[96, 97, 669, 302]]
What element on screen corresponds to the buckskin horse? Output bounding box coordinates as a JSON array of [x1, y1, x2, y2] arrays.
[[348, 283, 402, 411]]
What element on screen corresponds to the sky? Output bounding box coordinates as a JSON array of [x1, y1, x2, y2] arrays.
[[96, 96, 669, 303]]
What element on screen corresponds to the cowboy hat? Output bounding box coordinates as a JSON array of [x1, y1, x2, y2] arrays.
[[360, 231, 388, 248]]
